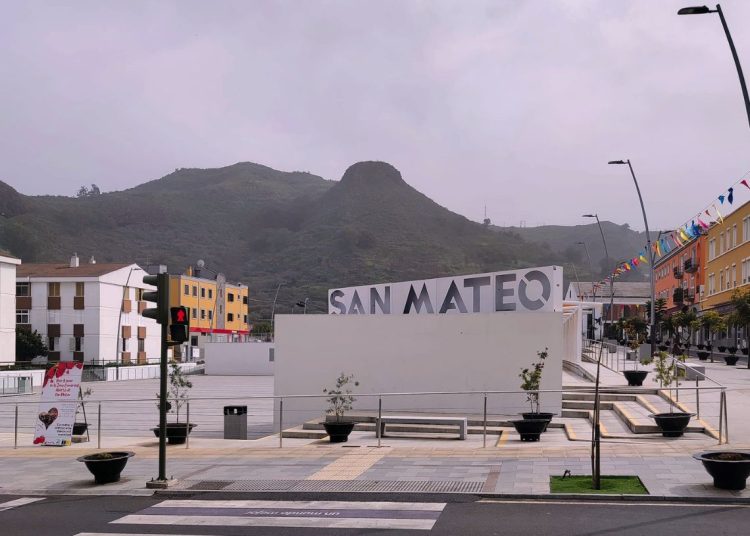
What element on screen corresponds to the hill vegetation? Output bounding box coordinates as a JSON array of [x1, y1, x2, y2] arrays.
[[0, 161, 649, 317]]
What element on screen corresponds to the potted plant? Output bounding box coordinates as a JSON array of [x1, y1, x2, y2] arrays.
[[718, 345, 727, 353], [697, 343, 705, 350], [693, 451, 750, 490], [73, 387, 92, 437], [77, 451, 135, 484], [622, 317, 649, 387], [322, 372, 359, 443], [153, 361, 195, 445], [511, 348, 551, 441], [649, 351, 693, 437]]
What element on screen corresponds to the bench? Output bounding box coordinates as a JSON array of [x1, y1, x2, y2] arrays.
[[377, 415, 467, 440]]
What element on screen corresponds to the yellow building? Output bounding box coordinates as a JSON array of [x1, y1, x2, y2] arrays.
[[702, 199, 750, 313], [168, 264, 249, 347]]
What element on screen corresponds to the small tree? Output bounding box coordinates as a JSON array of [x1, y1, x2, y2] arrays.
[[16, 329, 48, 362], [623, 316, 650, 368], [323, 373, 359, 422], [653, 351, 685, 413], [700, 311, 726, 362], [645, 298, 667, 340], [519, 348, 547, 414], [156, 361, 193, 423], [730, 288, 750, 369]]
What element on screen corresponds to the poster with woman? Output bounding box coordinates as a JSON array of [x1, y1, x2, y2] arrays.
[[33, 362, 84, 446]]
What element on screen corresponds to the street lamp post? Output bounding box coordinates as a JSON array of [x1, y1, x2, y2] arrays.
[[582, 213, 612, 490], [678, 4, 750, 130], [608, 160, 656, 359]]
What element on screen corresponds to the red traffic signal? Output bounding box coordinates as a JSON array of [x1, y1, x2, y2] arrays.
[[171, 306, 189, 325]]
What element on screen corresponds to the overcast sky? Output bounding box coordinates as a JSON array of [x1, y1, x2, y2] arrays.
[[2, 0, 750, 231]]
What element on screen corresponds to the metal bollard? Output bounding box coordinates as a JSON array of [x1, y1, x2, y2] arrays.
[[97, 402, 102, 449], [14, 404, 18, 449], [278, 398, 283, 448], [695, 379, 700, 419], [186, 401, 190, 450], [483, 394, 487, 448]]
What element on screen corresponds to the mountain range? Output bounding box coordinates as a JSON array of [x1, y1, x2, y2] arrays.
[[0, 161, 650, 318]]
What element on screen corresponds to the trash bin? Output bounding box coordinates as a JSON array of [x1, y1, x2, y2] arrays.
[[223, 405, 248, 439], [626, 351, 637, 361]]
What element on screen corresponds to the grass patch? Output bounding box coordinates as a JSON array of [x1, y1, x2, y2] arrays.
[[550, 475, 648, 495]]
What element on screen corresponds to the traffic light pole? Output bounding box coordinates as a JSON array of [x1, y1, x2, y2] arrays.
[[158, 311, 168, 482]]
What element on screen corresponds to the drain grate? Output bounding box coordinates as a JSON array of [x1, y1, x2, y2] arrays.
[[187, 480, 232, 490], [182, 479, 483, 493]]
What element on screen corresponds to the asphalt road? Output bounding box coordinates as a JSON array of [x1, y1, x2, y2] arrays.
[[1, 493, 748, 535]]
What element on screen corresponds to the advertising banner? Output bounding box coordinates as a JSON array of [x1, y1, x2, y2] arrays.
[[328, 265, 563, 315], [33, 362, 84, 446]]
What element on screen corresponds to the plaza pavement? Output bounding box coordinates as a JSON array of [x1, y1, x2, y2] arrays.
[[0, 361, 749, 501]]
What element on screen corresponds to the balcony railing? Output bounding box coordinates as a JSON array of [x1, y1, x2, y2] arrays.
[[685, 288, 696, 301], [684, 259, 698, 273], [673, 267, 684, 279], [673, 288, 685, 303]]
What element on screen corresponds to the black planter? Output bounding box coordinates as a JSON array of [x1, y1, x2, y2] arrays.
[[72, 422, 88, 436], [728, 347, 738, 355], [696, 351, 710, 361], [697, 344, 705, 350], [77, 451, 134, 484], [623, 370, 648, 387], [693, 451, 750, 490], [743, 348, 749, 355], [724, 355, 739, 366], [323, 421, 356, 443], [510, 419, 547, 441], [521, 412, 554, 431], [718, 346, 727, 352], [650, 412, 693, 438], [152, 423, 196, 445]]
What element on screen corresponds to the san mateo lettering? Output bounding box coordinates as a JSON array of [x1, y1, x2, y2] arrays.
[[329, 266, 562, 315]]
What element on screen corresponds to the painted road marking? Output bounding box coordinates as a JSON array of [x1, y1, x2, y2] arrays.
[[112, 499, 446, 531], [0, 497, 44, 511]]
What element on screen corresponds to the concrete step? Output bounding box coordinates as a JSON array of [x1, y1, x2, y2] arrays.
[[563, 393, 638, 402], [561, 409, 590, 419], [562, 400, 614, 410]]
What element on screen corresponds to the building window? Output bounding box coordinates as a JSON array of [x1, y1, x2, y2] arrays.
[[16, 282, 30, 296], [744, 217, 750, 243], [74, 336, 83, 352], [733, 225, 738, 248], [75, 282, 85, 297], [200, 309, 206, 320], [733, 264, 737, 288], [16, 310, 29, 324], [122, 338, 129, 352], [709, 239, 716, 260], [48, 282, 60, 297], [242, 296, 248, 305], [228, 313, 234, 322], [138, 338, 145, 353], [192, 286, 197, 297], [208, 310, 213, 321], [720, 270, 725, 291], [201, 287, 206, 298], [184, 284, 189, 295], [228, 293, 234, 302], [208, 289, 213, 299], [243, 314, 248, 324], [191, 308, 197, 319], [48, 337, 58, 352]]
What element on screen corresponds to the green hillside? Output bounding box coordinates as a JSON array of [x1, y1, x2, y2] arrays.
[[0, 160, 647, 317]]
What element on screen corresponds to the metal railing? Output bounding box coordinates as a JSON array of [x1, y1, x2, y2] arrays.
[[0, 383, 730, 450], [0, 376, 33, 396]]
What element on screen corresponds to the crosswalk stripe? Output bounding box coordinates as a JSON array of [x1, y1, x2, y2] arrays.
[[152, 499, 446, 511], [76, 533, 218, 536], [113, 514, 437, 530], [110, 499, 446, 531], [0, 498, 44, 511]]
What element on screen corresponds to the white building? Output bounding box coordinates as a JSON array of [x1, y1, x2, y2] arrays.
[[15, 255, 160, 364], [1, 250, 21, 364]]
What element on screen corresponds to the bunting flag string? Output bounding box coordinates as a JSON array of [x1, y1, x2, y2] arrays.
[[594, 167, 750, 285]]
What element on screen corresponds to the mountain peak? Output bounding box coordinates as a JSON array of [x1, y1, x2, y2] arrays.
[[339, 161, 406, 189]]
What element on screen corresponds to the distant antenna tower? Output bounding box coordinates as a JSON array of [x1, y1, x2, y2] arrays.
[[520, 220, 527, 228], [483, 205, 491, 227]]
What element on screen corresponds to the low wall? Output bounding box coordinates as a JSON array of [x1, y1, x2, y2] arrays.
[[274, 312, 563, 428], [104, 362, 202, 381], [204, 342, 275, 376]]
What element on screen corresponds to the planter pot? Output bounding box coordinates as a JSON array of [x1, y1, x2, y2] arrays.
[[724, 355, 740, 366], [693, 451, 750, 490], [718, 346, 726, 352], [521, 412, 554, 431], [650, 412, 693, 438], [77, 451, 134, 484], [623, 370, 648, 387], [152, 423, 196, 445], [696, 351, 710, 361], [743, 348, 749, 355], [697, 344, 705, 350], [323, 421, 356, 443], [72, 422, 88, 436], [510, 419, 547, 441], [728, 348, 738, 355]]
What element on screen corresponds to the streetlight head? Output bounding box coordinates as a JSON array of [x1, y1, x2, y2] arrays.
[[677, 6, 711, 15], [582, 214, 596, 218], [608, 160, 626, 165]]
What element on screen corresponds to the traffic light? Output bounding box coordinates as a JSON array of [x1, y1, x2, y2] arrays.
[[142, 273, 169, 325], [170, 306, 190, 343]]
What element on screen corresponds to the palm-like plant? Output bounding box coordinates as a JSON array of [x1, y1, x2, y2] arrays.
[[700, 311, 726, 362], [729, 288, 750, 368]]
